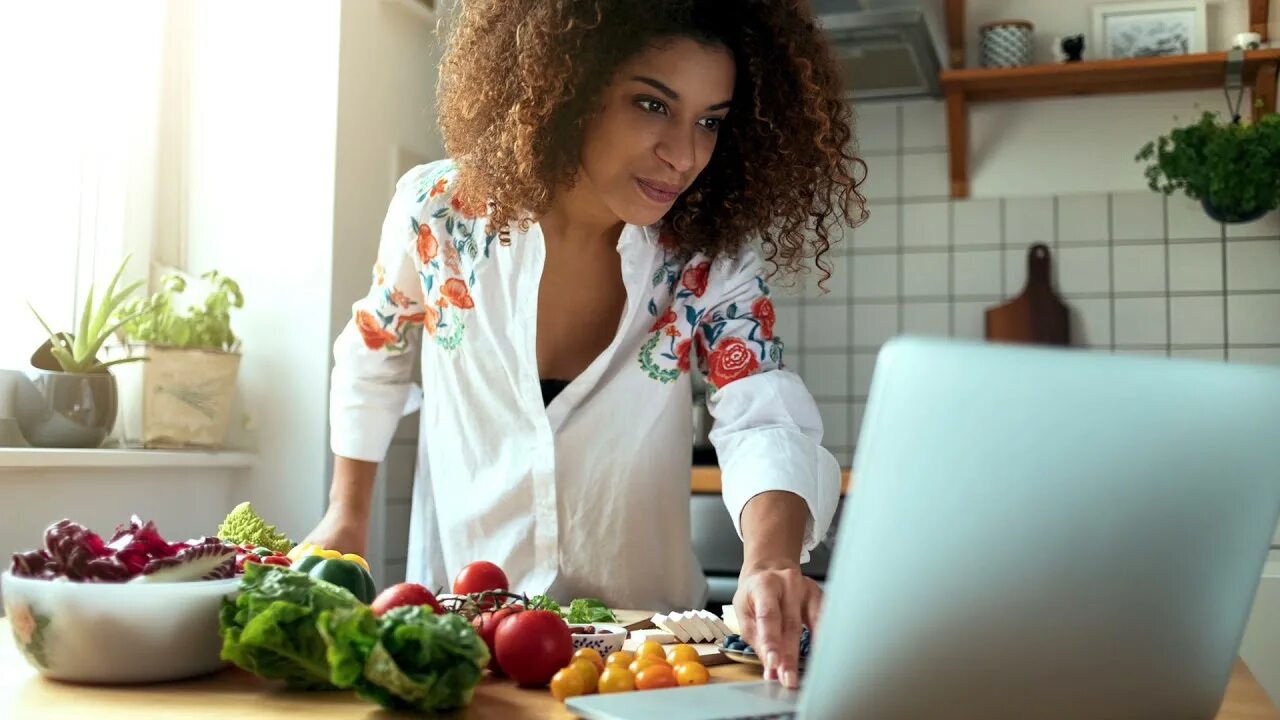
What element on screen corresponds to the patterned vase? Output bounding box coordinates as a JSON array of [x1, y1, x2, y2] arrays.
[[980, 20, 1035, 68]]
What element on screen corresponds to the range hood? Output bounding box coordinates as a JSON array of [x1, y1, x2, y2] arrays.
[[812, 0, 945, 101]]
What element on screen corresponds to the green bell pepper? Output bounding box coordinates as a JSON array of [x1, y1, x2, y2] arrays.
[[306, 558, 376, 604]]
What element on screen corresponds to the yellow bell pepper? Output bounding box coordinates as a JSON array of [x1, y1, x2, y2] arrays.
[[285, 542, 369, 571]]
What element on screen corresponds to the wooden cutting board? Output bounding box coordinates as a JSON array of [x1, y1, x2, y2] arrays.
[[985, 244, 1071, 346]]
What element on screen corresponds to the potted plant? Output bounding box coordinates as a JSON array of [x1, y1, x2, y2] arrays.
[[1137, 110, 1280, 223], [21, 257, 150, 448], [105, 268, 244, 449]]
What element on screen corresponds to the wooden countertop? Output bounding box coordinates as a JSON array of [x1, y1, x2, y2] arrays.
[[692, 466, 853, 495], [2, 619, 1276, 719]]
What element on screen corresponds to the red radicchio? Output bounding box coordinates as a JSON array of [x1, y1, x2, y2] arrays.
[[13, 517, 237, 583]]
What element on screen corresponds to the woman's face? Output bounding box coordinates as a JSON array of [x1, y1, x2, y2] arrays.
[[577, 36, 735, 227]]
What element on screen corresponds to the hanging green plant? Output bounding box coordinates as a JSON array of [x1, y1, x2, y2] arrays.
[[114, 270, 244, 352], [1136, 110, 1280, 223]]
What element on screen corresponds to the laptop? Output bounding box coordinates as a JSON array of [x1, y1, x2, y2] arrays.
[[568, 336, 1280, 720]]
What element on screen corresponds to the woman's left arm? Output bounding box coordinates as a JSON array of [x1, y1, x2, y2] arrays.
[[691, 250, 842, 690]]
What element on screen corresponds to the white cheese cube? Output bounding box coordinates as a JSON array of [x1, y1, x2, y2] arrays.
[[630, 629, 677, 645], [680, 610, 713, 642], [697, 609, 727, 641], [652, 613, 693, 642], [721, 605, 741, 635]]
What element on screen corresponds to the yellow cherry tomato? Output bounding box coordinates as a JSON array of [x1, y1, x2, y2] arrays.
[[598, 666, 636, 694], [606, 650, 635, 668], [572, 648, 605, 674], [666, 644, 700, 665], [638, 641, 666, 659], [635, 663, 678, 690], [550, 667, 587, 702], [570, 658, 600, 693], [628, 655, 669, 675], [675, 661, 710, 686]]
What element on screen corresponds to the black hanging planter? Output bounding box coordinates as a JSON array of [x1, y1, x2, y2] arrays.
[[1200, 198, 1268, 224]]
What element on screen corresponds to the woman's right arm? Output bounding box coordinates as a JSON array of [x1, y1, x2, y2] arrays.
[[306, 163, 444, 555]]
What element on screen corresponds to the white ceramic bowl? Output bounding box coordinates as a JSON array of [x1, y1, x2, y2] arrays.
[[2, 571, 239, 683], [568, 622, 626, 656]]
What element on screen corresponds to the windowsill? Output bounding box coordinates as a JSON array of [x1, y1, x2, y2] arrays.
[[0, 447, 255, 470]]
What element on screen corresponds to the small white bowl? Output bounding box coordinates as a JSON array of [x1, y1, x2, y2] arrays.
[[568, 623, 626, 656], [2, 571, 239, 684]]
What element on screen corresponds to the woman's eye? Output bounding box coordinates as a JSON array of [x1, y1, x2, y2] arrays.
[[637, 98, 668, 114], [700, 117, 723, 133]]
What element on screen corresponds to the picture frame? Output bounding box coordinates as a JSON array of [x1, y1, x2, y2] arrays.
[[1091, 1, 1208, 60]]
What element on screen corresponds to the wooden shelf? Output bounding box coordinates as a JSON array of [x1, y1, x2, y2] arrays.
[[941, 50, 1280, 103], [941, 0, 1278, 198]]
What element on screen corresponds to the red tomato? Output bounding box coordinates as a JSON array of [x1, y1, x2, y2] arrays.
[[370, 582, 444, 617], [471, 605, 523, 673], [494, 609, 573, 687], [452, 561, 509, 595]]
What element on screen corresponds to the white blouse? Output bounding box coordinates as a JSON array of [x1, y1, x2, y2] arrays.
[[330, 160, 841, 611]]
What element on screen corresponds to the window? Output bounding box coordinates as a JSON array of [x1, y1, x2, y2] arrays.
[[0, 1, 176, 369]]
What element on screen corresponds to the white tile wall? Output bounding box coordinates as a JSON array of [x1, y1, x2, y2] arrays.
[[1169, 242, 1224, 292], [804, 353, 849, 398], [1170, 296, 1224, 345], [901, 152, 949, 199], [1114, 297, 1168, 345], [1005, 198, 1054, 249], [1056, 246, 1111, 295], [1227, 241, 1280, 291], [852, 253, 899, 299], [854, 102, 898, 154], [953, 250, 1003, 297], [902, 302, 951, 336], [852, 204, 899, 249], [1228, 295, 1280, 344], [1167, 194, 1224, 240], [901, 99, 947, 150], [860, 158, 899, 201], [902, 252, 949, 298], [1071, 298, 1112, 347], [1112, 193, 1164, 241], [852, 304, 899, 348], [1058, 194, 1109, 244], [803, 304, 850, 348], [902, 201, 949, 248], [788, 102, 1280, 454], [953, 199, 1001, 247], [1112, 245, 1167, 294]]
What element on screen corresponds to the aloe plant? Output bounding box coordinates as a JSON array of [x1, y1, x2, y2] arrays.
[[27, 255, 153, 374]]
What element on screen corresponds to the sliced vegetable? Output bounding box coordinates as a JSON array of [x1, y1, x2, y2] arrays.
[[216, 502, 293, 555]]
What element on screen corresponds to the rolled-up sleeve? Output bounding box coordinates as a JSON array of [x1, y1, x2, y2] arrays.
[[700, 250, 842, 564], [329, 163, 438, 462]]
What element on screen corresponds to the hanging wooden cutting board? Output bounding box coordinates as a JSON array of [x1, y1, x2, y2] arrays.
[[984, 244, 1072, 346]]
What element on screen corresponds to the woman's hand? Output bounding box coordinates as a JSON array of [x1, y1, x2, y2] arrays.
[[734, 560, 822, 689], [300, 504, 369, 557]]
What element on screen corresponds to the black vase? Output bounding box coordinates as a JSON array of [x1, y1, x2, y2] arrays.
[[1201, 198, 1269, 224]]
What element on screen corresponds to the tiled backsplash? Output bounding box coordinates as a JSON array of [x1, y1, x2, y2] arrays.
[[777, 101, 1280, 462]]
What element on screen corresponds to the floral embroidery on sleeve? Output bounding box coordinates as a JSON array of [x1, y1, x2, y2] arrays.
[[639, 247, 784, 391], [407, 164, 497, 351]]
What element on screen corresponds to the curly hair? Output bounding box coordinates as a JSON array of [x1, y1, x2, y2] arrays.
[[437, 0, 867, 282]]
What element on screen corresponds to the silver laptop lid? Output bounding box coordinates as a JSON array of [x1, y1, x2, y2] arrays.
[[801, 337, 1280, 720]]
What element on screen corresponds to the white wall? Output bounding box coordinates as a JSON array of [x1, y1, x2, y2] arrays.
[[330, 0, 446, 586], [181, 0, 343, 541], [947, 0, 1280, 197]]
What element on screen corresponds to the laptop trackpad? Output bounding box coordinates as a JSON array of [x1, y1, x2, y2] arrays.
[[565, 680, 800, 719]]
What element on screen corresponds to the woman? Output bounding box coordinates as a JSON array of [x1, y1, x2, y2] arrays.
[[308, 0, 865, 689]]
